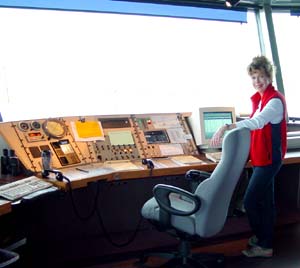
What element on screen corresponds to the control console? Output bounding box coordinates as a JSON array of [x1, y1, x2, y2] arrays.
[[0, 113, 198, 173]]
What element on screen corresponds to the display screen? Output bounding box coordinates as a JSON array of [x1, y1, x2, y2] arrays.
[[60, 143, 74, 154], [51, 139, 81, 166], [204, 112, 233, 139], [144, 130, 169, 144]]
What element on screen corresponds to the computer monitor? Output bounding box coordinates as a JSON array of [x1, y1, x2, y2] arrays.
[[198, 107, 236, 149]]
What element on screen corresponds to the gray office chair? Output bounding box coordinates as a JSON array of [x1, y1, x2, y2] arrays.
[[140, 127, 250, 268]]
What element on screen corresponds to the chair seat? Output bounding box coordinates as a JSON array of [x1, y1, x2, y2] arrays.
[[142, 195, 197, 235]]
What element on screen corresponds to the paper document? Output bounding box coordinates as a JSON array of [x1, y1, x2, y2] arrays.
[[71, 121, 105, 141], [159, 144, 184, 156], [171, 155, 203, 165], [104, 161, 141, 171], [167, 128, 187, 144], [151, 115, 181, 129]]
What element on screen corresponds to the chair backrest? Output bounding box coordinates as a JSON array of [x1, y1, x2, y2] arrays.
[[194, 127, 250, 237]]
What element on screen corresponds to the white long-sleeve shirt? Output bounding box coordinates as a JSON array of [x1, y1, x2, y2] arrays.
[[236, 98, 284, 130]]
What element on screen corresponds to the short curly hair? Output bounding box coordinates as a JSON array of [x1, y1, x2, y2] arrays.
[[247, 55, 274, 81]]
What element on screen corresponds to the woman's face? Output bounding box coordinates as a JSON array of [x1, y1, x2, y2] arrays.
[[250, 69, 271, 94]]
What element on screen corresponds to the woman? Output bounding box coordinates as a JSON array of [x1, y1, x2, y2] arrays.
[[210, 55, 287, 257]]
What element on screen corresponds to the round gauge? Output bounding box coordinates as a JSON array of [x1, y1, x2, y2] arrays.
[[18, 121, 30, 132], [42, 119, 66, 139], [31, 121, 41, 130]]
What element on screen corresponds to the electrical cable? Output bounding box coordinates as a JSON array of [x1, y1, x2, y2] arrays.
[[63, 175, 100, 221], [94, 175, 144, 247], [43, 169, 99, 221], [95, 204, 143, 248], [44, 169, 143, 247]]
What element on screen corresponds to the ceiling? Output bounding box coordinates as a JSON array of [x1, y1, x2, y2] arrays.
[[115, 0, 300, 10], [242, 0, 300, 8]]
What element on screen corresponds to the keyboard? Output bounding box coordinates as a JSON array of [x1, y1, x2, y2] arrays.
[[0, 176, 53, 201], [205, 151, 222, 163]]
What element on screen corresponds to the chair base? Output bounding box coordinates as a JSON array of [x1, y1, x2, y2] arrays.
[[136, 251, 225, 268]]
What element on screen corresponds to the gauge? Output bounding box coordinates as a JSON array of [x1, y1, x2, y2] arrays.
[[42, 119, 66, 139], [31, 121, 41, 130], [18, 121, 30, 132], [27, 131, 44, 142]]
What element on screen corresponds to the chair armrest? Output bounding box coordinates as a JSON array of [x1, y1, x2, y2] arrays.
[[185, 169, 211, 182], [153, 184, 201, 216]]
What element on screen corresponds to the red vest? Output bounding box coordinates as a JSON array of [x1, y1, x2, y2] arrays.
[[250, 85, 287, 166]]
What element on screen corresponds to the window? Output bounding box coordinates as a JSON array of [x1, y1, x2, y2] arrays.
[[272, 12, 300, 117], [0, 8, 259, 121]]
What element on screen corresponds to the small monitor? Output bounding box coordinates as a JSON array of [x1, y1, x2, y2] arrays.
[[198, 107, 236, 149]]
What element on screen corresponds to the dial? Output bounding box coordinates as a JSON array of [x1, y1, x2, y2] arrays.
[[31, 121, 41, 130], [42, 119, 66, 139], [18, 121, 30, 132]]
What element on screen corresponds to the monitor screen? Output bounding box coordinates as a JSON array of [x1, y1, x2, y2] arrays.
[[203, 112, 233, 139], [198, 107, 236, 148]]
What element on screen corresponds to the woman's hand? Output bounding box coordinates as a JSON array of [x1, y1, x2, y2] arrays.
[[210, 125, 227, 147]]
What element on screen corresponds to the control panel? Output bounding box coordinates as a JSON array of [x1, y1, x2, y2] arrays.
[[0, 113, 199, 173]]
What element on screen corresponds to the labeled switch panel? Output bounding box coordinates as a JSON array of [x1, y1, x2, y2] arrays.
[[0, 113, 198, 173]]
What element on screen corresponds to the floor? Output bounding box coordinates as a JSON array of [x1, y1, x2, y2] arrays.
[[82, 222, 300, 268]]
